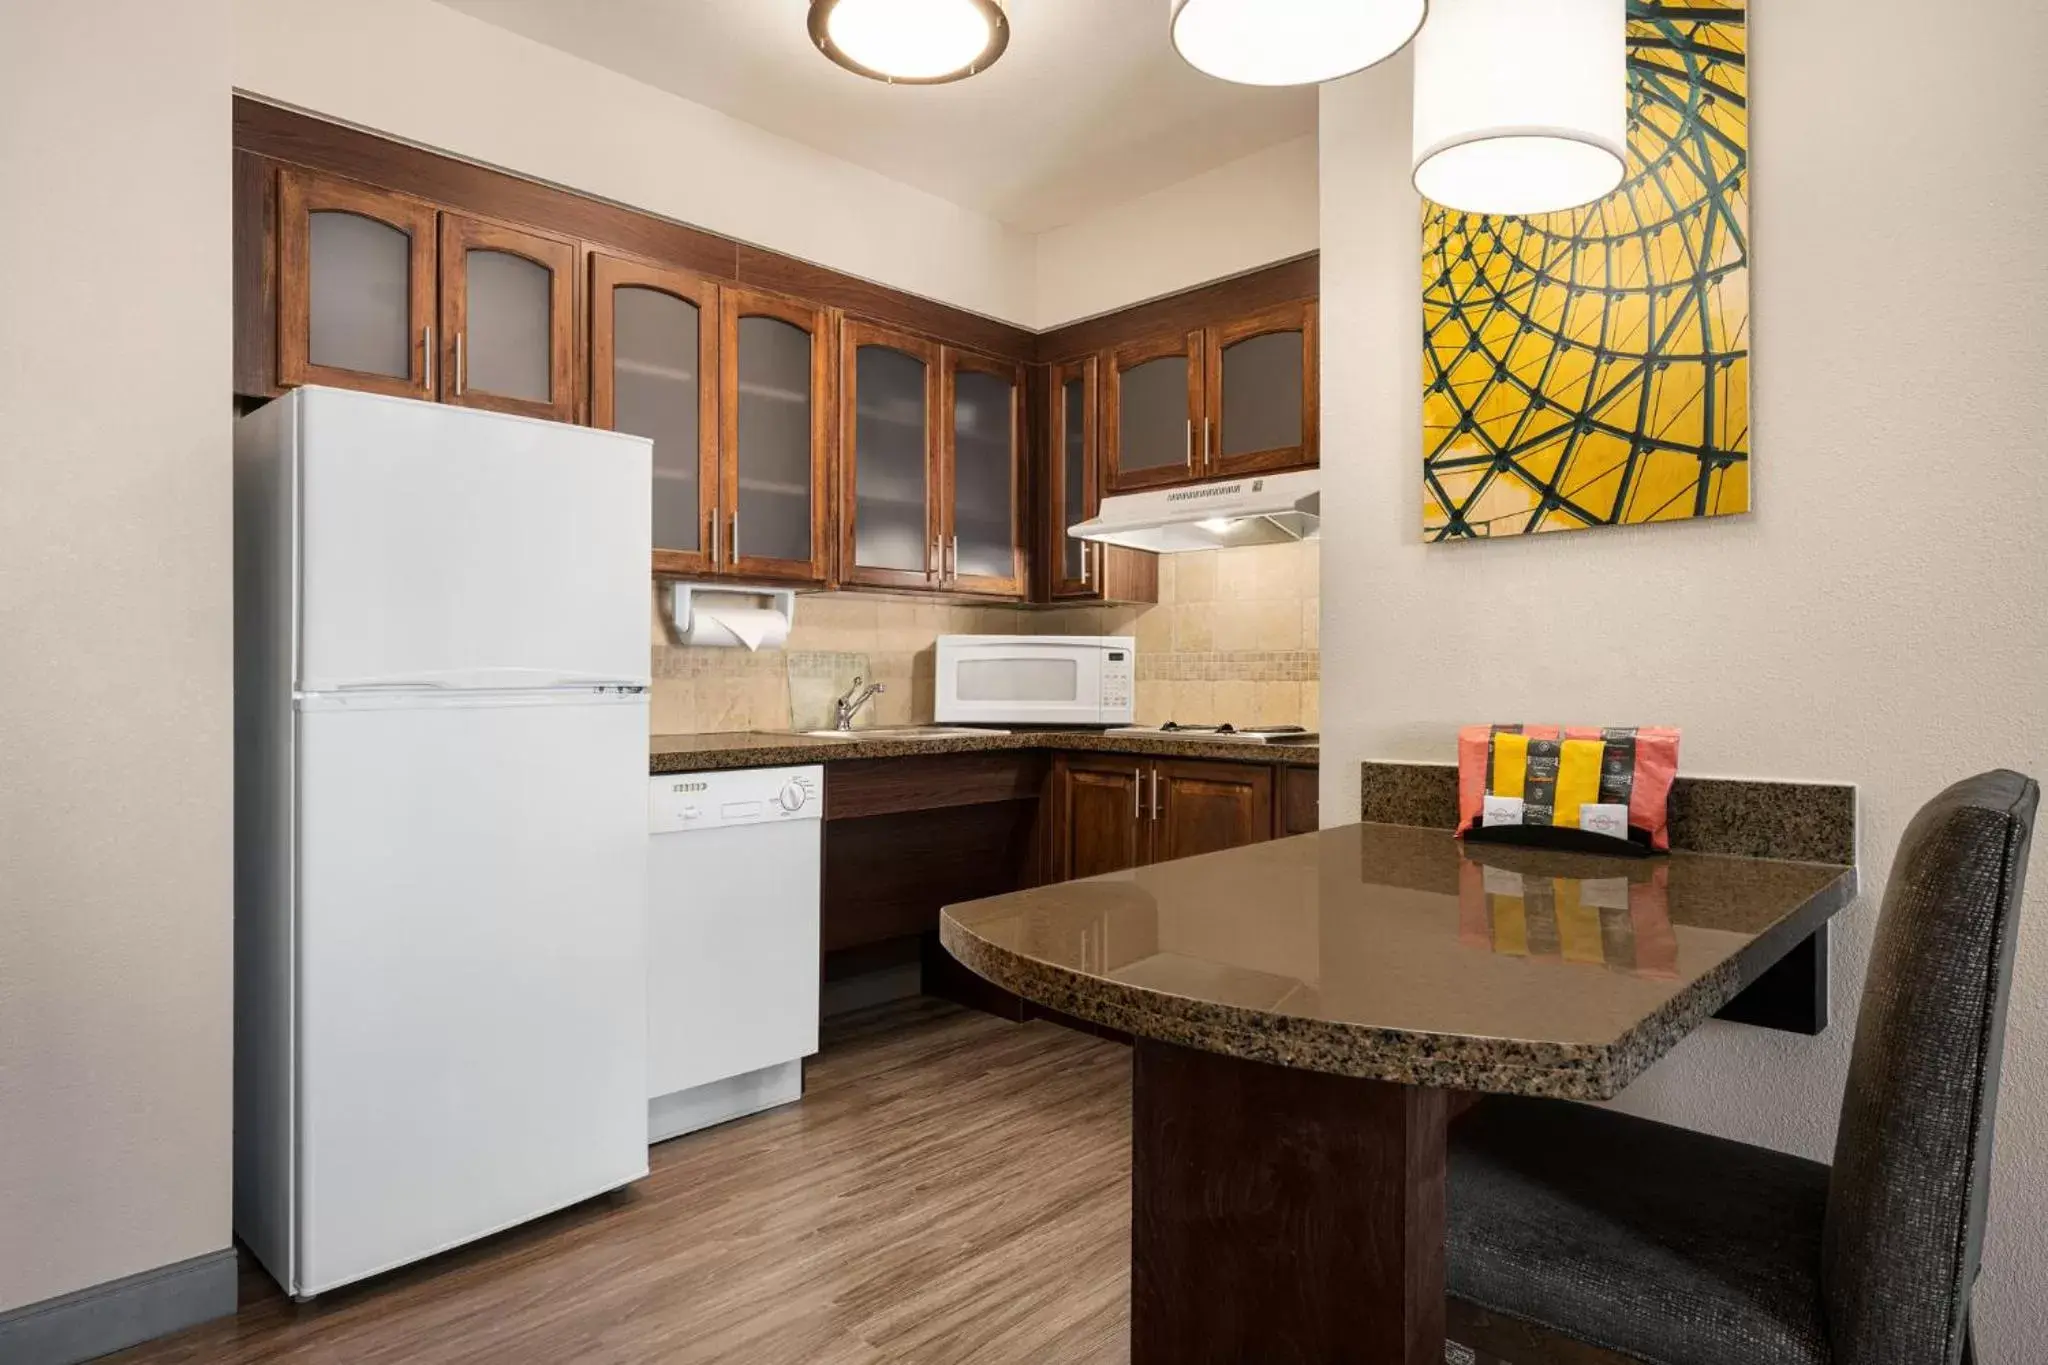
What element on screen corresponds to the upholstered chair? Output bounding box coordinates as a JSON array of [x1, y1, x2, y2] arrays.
[[1444, 770, 2037, 1365]]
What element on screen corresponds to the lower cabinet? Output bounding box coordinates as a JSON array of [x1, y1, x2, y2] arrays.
[[1052, 754, 1275, 878]]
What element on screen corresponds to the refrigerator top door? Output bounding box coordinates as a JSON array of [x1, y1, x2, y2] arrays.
[[293, 387, 652, 692]]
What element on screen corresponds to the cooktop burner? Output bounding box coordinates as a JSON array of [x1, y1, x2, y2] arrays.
[[1110, 722, 1316, 743]]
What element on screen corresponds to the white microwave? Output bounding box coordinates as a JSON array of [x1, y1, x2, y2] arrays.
[[934, 635, 1135, 727]]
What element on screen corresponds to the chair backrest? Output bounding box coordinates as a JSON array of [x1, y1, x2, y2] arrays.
[[1823, 770, 2038, 1365]]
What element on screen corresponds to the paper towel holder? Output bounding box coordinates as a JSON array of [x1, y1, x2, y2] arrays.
[[666, 581, 798, 640]]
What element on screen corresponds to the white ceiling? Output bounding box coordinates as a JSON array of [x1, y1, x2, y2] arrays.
[[433, 0, 1316, 233]]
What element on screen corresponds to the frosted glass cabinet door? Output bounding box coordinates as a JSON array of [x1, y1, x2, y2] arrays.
[[591, 255, 720, 577], [439, 213, 577, 423], [838, 320, 938, 590], [278, 168, 437, 400], [721, 289, 830, 584], [942, 351, 1024, 595], [1106, 332, 1201, 493], [1206, 300, 1318, 477], [1048, 357, 1099, 599]]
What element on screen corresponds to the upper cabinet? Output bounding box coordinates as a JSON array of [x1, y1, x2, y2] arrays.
[[1046, 358, 1097, 599], [941, 349, 1025, 597], [278, 167, 576, 422], [1104, 332, 1203, 493], [838, 320, 940, 591], [1206, 300, 1317, 478], [277, 169, 437, 400], [721, 289, 834, 585], [1102, 301, 1318, 494], [238, 109, 1309, 604], [594, 267, 831, 586], [590, 254, 719, 578], [438, 213, 578, 423], [835, 326, 1027, 596]]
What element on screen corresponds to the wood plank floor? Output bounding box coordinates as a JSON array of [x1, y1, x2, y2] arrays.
[[110, 1000, 1135, 1365]]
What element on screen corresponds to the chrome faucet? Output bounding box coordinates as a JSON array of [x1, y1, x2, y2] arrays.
[[833, 676, 886, 731]]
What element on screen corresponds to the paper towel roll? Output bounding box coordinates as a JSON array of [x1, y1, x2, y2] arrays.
[[681, 602, 790, 651]]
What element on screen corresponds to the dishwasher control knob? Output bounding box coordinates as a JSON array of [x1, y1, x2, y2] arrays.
[[776, 780, 809, 813]]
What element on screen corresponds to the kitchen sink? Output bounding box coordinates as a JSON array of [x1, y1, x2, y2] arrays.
[[786, 726, 1010, 741]]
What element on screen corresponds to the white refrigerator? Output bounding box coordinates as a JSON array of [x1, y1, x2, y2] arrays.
[[233, 386, 653, 1299]]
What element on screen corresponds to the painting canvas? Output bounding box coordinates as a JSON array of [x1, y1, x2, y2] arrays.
[[1422, 0, 1749, 540]]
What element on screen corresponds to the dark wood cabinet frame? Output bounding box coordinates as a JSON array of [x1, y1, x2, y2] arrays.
[[276, 167, 438, 401], [1102, 330, 1205, 495], [1204, 298, 1319, 478], [590, 253, 722, 579], [837, 319, 943, 591], [438, 212, 580, 423], [719, 287, 835, 586], [237, 97, 1322, 604], [940, 348, 1028, 598]]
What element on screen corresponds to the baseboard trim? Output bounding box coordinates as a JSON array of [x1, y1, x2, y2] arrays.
[[0, 1249, 236, 1365]]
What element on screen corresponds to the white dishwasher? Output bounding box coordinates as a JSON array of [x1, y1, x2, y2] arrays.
[[647, 765, 822, 1143]]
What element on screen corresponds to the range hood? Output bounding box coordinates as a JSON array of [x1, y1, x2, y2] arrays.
[[1070, 468, 1320, 553]]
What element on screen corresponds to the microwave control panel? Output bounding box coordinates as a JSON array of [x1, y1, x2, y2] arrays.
[[1100, 646, 1134, 717]]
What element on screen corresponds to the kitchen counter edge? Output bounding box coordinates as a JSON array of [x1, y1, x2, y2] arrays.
[[650, 730, 1320, 774]]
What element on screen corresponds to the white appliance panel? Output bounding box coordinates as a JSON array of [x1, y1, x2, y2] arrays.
[[293, 693, 648, 1295], [647, 767, 822, 1102], [294, 388, 651, 690], [935, 635, 1134, 726]]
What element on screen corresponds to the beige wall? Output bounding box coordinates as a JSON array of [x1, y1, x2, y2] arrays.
[[232, 0, 1039, 327], [1033, 135, 1320, 329], [1318, 5, 2048, 1351], [0, 2, 233, 1313], [649, 539, 1318, 735]]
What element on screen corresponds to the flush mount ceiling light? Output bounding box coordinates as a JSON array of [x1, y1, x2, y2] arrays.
[[1169, 0, 1427, 87], [1412, 0, 1626, 216], [808, 0, 1009, 85]]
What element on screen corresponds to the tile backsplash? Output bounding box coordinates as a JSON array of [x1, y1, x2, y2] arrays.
[[649, 540, 1318, 734]]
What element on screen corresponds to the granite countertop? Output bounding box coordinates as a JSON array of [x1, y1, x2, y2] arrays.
[[649, 729, 1320, 774], [939, 822, 1855, 1101]]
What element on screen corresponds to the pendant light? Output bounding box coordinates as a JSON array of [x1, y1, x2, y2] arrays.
[[1412, 0, 1626, 216], [1169, 0, 1428, 87], [808, 0, 1009, 85]]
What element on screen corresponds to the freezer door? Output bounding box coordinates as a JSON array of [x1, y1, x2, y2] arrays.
[[293, 692, 648, 1296], [295, 388, 651, 690]]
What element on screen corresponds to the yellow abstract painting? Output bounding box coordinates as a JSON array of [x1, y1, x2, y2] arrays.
[[1423, 0, 1749, 540]]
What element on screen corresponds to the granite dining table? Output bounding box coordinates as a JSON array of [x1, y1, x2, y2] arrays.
[[939, 811, 1858, 1365]]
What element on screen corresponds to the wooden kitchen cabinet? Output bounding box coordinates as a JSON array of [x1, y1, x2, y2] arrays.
[[721, 288, 833, 585], [941, 348, 1026, 596], [277, 167, 438, 400], [437, 212, 578, 422], [1150, 760, 1274, 863], [1059, 755, 1151, 879], [1052, 754, 1275, 879], [1101, 302, 1317, 493], [277, 167, 578, 422], [1045, 357, 1159, 604], [1205, 300, 1317, 478], [1104, 332, 1203, 493], [590, 253, 721, 577], [838, 319, 941, 590]]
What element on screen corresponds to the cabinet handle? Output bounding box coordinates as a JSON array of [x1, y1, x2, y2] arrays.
[[730, 511, 740, 562], [947, 535, 958, 580], [1132, 773, 1140, 824], [1185, 419, 1194, 468], [455, 331, 466, 397], [1150, 767, 1160, 820], [1203, 418, 1212, 467], [1081, 546, 1091, 588], [708, 512, 719, 565], [422, 325, 434, 394]]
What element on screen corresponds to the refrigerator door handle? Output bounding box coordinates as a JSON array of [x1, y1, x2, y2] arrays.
[[312, 668, 652, 693]]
